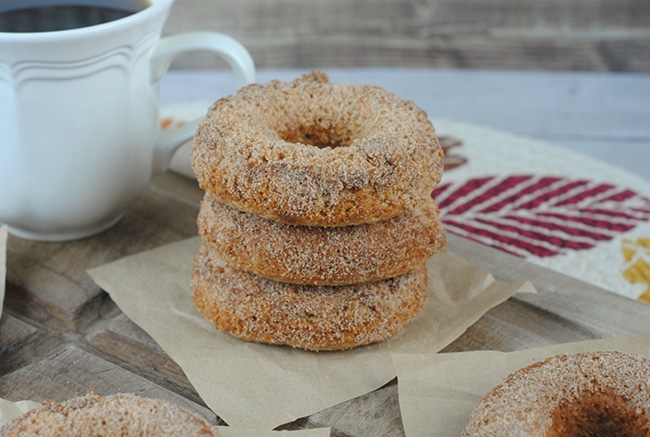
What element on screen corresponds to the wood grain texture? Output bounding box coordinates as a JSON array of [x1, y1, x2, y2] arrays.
[[0, 343, 220, 425], [2, 170, 650, 435], [164, 0, 650, 72]]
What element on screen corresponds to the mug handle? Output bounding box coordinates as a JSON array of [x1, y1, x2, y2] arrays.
[[150, 31, 256, 173]]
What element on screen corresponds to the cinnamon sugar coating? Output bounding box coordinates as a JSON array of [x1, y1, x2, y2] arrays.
[[198, 195, 445, 286], [0, 393, 216, 436], [191, 243, 428, 351], [462, 351, 650, 436], [192, 70, 444, 227]]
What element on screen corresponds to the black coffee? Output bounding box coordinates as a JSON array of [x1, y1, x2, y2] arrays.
[[0, 0, 150, 33]]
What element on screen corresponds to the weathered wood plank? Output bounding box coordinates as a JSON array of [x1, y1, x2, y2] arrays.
[[0, 344, 219, 424], [3, 185, 199, 332], [85, 310, 208, 408], [164, 0, 650, 72], [444, 233, 650, 347], [0, 314, 60, 376]]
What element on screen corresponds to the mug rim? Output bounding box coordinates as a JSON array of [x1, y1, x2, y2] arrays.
[[0, 0, 173, 39]]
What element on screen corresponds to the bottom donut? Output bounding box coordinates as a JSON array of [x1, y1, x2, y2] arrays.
[[191, 243, 428, 351]]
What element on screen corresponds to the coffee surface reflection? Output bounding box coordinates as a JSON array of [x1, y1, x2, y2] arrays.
[[0, 1, 150, 32]]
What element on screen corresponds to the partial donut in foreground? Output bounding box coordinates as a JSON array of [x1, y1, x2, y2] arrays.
[[462, 351, 650, 436], [0, 393, 216, 436], [198, 195, 445, 286], [192, 70, 444, 227], [191, 243, 428, 351]]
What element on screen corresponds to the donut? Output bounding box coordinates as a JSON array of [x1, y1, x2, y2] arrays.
[[197, 195, 445, 286], [462, 351, 650, 436], [0, 393, 216, 436], [192, 70, 444, 227], [191, 243, 428, 351]]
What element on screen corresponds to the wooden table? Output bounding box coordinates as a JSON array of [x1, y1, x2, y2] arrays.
[[163, 0, 650, 73], [3, 170, 650, 435], [160, 68, 650, 184], [3, 68, 650, 435]]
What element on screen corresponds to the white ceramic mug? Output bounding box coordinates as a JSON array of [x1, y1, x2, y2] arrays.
[[0, 0, 255, 241]]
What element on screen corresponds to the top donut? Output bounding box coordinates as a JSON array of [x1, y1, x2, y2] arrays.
[[192, 70, 444, 227]]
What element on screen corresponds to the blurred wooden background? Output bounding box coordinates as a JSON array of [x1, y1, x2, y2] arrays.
[[164, 0, 650, 72]]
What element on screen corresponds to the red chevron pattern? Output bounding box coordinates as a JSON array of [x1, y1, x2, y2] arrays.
[[432, 175, 650, 258]]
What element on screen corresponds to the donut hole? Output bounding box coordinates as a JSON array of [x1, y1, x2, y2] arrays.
[[279, 122, 354, 149], [548, 388, 649, 437]]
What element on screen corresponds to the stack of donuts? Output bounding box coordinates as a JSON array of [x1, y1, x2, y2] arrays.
[[190, 71, 446, 351]]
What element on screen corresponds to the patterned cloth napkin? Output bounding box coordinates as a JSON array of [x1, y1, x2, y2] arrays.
[[162, 104, 650, 303], [433, 120, 650, 303]]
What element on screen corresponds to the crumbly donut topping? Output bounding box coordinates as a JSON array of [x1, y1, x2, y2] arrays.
[[463, 351, 650, 436], [190, 70, 443, 352], [198, 194, 445, 285], [192, 70, 444, 227], [191, 244, 428, 351], [0, 393, 216, 436]]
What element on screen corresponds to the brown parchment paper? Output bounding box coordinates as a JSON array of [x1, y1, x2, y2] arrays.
[[0, 397, 329, 437], [0, 224, 7, 320], [392, 335, 650, 437], [87, 236, 535, 429]]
